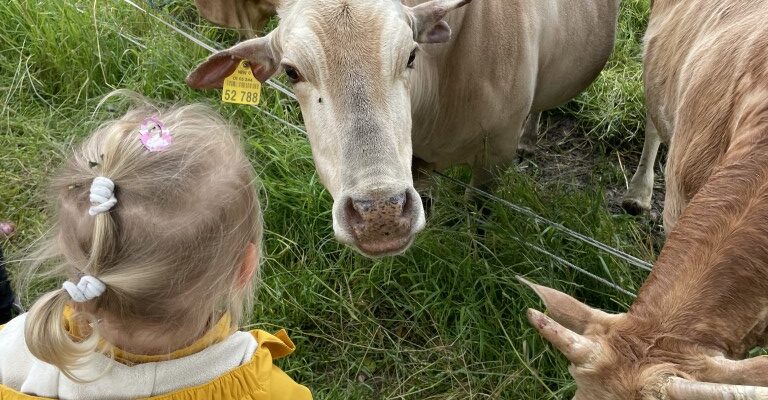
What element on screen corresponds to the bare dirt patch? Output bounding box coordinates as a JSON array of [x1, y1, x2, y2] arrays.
[[519, 114, 666, 228]]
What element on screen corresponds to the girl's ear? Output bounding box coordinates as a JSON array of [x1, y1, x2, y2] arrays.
[[238, 243, 259, 288]]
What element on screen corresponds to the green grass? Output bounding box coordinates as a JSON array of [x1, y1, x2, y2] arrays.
[[0, 1, 656, 399]]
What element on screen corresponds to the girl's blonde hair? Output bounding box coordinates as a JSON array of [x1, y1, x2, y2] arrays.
[[24, 94, 262, 380]]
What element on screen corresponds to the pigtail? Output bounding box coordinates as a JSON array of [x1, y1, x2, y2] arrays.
[[23, 173, 117, 382], [24, 289, 101, 382], [23, 131, 124, 382], [88, 196, 119, 274], [86, 117, 124, 276]]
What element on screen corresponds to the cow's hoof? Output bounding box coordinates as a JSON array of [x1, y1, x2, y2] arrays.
[[517, 144, 536, 160], [621, 198, 649, 216]]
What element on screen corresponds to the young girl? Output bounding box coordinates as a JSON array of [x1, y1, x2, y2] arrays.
[[0, 99, 312, 399]]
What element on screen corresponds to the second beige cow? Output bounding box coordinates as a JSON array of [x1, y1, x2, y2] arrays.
[[188, 0, 621, 257]]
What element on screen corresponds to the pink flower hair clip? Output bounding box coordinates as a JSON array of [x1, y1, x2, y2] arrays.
[[139, 116, 173, 152]]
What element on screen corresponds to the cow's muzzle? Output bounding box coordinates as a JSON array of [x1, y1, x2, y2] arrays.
[[333, 187, 425, 257]]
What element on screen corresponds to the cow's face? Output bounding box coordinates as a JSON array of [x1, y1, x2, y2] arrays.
[[530, 307, 704, 400], [524, 304, 662, 400], [187, 0, 472, 257], [566, 349, 678, 400]]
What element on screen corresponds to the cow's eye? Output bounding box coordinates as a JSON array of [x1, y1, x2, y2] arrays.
[[284, 65, 303, 83], [407, 49, 417, 69]]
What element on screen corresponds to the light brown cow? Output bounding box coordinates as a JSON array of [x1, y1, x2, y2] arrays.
[[187, 0, 621, 257], [526, 1, 768, 398], [195, 0, 277, 38], [623, 0, 768, 233]]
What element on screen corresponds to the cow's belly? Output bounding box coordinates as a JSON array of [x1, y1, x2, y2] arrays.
[[529, 0, 620, 111], [411, 128, 484, 169]]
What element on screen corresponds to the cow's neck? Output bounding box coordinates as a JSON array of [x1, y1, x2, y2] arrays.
[[625, 128, 768, 358], [407, 4, 469, 115]]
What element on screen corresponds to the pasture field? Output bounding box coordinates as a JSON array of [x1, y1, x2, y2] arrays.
[[1, 1, 656, 398]]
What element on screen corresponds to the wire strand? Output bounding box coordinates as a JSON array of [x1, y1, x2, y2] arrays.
[[430, 171, 653, 272]]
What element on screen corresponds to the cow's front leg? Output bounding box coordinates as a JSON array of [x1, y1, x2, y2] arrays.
[[468, 150, 516, 236], [517, 111, 541, 157], [469, 135, 519, 202], [622, 115, 662, 215], [412, 157, 436, 217]]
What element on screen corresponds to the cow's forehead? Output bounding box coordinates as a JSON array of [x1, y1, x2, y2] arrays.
[[286, 0, 407, 36], [295, 0, 402, 16], [279, 0, 414, 88]]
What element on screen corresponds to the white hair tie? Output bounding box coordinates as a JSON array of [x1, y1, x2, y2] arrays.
[[88, 176, 117, 216], [62, 275, 106, 303]]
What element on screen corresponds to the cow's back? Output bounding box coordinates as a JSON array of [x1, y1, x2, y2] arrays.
[[645, 0, 768, 216], [408, 0, 621, 167]]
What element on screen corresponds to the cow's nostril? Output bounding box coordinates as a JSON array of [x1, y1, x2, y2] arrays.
[[387, 193, 406, 206], [404, 190, 416, 215], [345, 198, 364, 227]]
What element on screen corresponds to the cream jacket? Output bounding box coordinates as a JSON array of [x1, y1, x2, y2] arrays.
[[0, 314, 312, 400]]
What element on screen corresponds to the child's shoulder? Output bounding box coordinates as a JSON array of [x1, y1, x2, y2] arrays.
[[0, 320, 312, 399], [250, 328, 297, 361], [146, 329, 312, 400], [250, 329, 313, 400]]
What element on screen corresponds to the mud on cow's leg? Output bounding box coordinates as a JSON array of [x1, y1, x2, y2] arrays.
[[412, 157, 436, 218], [517, 111, 541, 158], [622, 115, 662, 215]]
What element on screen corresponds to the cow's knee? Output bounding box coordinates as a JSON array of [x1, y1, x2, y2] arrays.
[[623, 116, 662, 215], [517, 112, 541, 158]]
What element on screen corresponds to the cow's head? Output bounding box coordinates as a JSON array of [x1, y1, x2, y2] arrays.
[[520, 277, 768, 400], [187, 0, 472, 257]]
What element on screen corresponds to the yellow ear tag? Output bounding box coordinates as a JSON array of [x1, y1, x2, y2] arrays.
[[221, 60, 262, 105]]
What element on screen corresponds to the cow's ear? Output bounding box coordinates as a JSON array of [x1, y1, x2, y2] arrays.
[[187, 34, 280, 89], [195, 0, 278, 38], [406, 0, 473, 44]]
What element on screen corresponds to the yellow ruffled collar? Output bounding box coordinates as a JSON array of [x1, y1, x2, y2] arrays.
[[63, 306, 233, 365]]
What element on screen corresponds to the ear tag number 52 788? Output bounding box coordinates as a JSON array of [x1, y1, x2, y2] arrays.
[[222, 61, 262, 106]]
